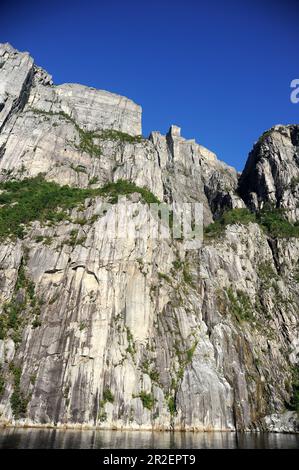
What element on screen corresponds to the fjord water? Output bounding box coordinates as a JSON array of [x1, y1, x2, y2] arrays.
[[0, 428, 298, 449]]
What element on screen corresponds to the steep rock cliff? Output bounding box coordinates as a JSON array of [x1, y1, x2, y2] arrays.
[[0, 44, 298, 432], [239, 125, 299, 221]]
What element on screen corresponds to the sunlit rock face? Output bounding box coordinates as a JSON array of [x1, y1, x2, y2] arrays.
[[238, 125, 299, 222], [0, 44, 298, 433]]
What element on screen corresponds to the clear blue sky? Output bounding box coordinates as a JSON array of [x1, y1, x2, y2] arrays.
[[1, 0, 298, 171]]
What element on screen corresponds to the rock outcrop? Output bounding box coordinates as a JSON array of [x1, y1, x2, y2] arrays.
[[0, 44, 298, 432], [239, 125, 299, 221]]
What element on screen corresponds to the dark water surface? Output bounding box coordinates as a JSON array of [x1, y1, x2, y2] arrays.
[[0, 428, 298, 449]]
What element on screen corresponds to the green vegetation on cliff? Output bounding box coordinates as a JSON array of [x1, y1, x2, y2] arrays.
[[100, 179, 160, 204], [0, 367, 5, 398], [225, 287, 254, 323], [167, 396, 176, 416], [0, 176, 96, 239], [0, 255, 42, 341], [134, 391, 156, 410], [103, 388, 114, 404], [204, 208, 256, 238], [9, 363, 28, 418], [257, 207, 299, 238], [0, 176, 160, 240]]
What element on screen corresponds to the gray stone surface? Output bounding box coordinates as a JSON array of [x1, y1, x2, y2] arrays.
[[239, 124, 299, 221], [0, 44, 298, 433]]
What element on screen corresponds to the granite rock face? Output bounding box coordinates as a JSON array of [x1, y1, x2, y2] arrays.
[[0, 44, 298, 432], [239, 125, 299, 221], [0, 43, 34, 132]]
